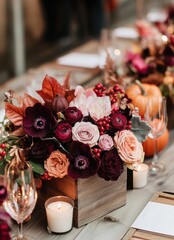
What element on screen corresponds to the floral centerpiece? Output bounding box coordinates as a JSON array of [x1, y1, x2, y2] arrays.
[[122, 30, 174, 102], [0, 75, 151, 187]]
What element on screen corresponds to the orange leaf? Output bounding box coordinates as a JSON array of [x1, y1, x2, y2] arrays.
[[22, 94, 39, 109], [37, 75, 66, 101], [5, 102, 24, 126]]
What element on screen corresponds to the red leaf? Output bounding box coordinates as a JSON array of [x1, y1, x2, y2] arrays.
[[22, 94, 39, 109], [65, 90, 75, 103], [5, 102, 24, 126], [37, 75, 66, 101]]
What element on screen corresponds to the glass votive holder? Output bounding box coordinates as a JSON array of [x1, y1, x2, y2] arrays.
[[45, 196, 74, 233], [133, 163, 149, 189]]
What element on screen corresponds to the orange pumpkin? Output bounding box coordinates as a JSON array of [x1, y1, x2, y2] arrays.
[[142, 128, 169, 157], [126, 81, 162, 117]]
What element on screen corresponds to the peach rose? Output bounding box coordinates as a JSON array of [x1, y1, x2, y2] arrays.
[[114, 130, 144, 168], [44, 150, 69, 178]]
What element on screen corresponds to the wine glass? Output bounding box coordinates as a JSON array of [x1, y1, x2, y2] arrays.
[[3, 154, 38, 240], [144, 96, 168, 175]]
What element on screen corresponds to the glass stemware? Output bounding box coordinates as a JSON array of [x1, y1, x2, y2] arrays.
[[3, 149, 38, 240], [144, 96, 168, 175]]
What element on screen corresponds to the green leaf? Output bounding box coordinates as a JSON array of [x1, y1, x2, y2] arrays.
[[0, 161, 5, 175], [29, 161, 45, 175], [131, 115, 151, 142]]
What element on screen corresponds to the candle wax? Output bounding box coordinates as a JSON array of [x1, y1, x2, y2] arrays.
[[133, 163, 149, 189], [46, 201, 73, 233]]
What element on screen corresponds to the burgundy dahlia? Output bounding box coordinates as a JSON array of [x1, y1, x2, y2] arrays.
[[68, 141, 100, 178], [97, 148, 124, 181], [23, 103, 56, 138], [110, 113, 127, 130], [30, 139, 56, 163], [54, 122, 72, 142], [64, 107, 83, 126]]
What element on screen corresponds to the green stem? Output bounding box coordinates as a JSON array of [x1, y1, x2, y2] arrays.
[[135, 80, 147, 96]]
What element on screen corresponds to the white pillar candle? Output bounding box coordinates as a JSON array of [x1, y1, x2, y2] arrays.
[[45, 196, 74, 233], [133, 163, 149, 189]]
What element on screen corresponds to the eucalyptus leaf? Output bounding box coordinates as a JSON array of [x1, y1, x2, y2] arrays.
[[29, 161, 45, 175], [131, 115, 151, 142]]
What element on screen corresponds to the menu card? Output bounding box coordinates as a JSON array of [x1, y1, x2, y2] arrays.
[[132, 201, 174, 237]]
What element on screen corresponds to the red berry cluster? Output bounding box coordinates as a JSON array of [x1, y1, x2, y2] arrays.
[[92, 148, 101, 158], [107, 84, 125, 104], [0, 144, 6, 160], [96, 116, 111, 135], [93, 83, 106, 97], [41, 172, 52, 180]]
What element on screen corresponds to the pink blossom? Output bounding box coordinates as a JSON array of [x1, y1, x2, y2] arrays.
[[88, 96, 111, 120], [69, 86, 97, 116], [132, 55, 148, 74], [99, 134, 114, 151], [72, 122, 100, 147], [114, 130, 144, 168]]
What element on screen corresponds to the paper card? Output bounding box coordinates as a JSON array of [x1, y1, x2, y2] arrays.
[[57, 52, 99, 69], [132, 201, 174, 237]]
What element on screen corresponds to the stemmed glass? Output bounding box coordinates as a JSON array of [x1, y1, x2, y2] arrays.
[[144, 96, 168, 175], [3, 153, 38, 240]]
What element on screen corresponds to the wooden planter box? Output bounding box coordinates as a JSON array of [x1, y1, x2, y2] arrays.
[[43, 166, 127, 228]]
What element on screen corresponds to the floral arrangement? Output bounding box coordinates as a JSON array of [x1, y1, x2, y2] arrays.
[[125, 33, 174, 101], [0, 75, 151, 186]]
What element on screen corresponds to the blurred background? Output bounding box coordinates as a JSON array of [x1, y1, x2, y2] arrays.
[[0, 0, 173, 84]]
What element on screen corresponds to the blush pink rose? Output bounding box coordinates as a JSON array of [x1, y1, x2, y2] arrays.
[[99, 134, 113, 151], [88, 96, 111, 120], [72, 122, 100, 147], [114, 130, 144, 167], [44, 150, 69, 178]]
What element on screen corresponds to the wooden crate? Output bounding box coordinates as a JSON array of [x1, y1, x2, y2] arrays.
[[43, 166, 127, 228]]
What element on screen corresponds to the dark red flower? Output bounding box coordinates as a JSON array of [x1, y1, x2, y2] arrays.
[[30, 139, 56, 163], [23, 103, 56, 138], [97, 148, 124, 181], [165, 56, 174, 66], [54, 122, 72, 142], [68, 141, 100, 178], [0, 186, 7, 205], [64, 107, 83, 126], [110, 113, 127, 130], [0, 221, 11, 240]]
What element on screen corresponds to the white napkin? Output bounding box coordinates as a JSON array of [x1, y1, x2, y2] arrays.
[[112, 27, 139, 39], [57, 52, 99, 69]]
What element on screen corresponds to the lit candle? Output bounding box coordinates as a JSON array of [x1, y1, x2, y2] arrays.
[[45, 196, 74, 233], [133, 163, 149, 189]]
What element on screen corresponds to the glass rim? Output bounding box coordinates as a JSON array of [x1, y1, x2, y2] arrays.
[[45, 195, 74, 210]]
